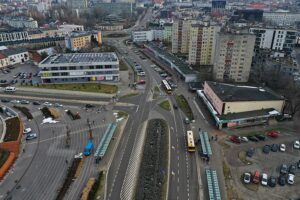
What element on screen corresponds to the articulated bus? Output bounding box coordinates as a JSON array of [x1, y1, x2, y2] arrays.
[[187, 130, 196, 152], [162, 80, 172, 94]]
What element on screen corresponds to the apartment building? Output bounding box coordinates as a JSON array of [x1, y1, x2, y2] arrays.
[[3, 17, 38, 29], [172, 19, 195, 54], [39, 53, 119, 83], [65, 32, 91, 51], [263, 11, 300, 26], [249, 27, 297, 54], [213, 32, 255, 82], [163, 23, 173, 43], [188, 23, 221, 66]]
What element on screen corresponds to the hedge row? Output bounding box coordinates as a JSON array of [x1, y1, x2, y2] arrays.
[[87, 171, 103, 200], [4, 117, 21, 142], [66, 110, 81, 120], [13, 106, 33, 120], [41, 107, 53, 118]]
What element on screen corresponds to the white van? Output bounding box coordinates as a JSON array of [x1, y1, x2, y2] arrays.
[[4, 86, 16, 92]]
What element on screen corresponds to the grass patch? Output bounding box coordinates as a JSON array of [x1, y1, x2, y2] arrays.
[[120, 92, 139, 98], [117, 111, 128, 118], [153, 86, 160, 100], [89, 171, 106, 200], [23, 83, 118, 94], [238, 151, 252, 165], [119, 59, 128, 71], [175, 94, 194, 120], [4, 117, 20, 142], [0, 148, 9, 168], [159, 100, 171, 111]]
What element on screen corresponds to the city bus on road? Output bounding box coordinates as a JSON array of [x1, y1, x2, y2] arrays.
[[187, 130, 196, 152], [162, 80, 172, 94]]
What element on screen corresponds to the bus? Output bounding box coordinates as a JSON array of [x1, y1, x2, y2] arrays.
[[162, 80, 172, 94], [187, 130, 196, 152]]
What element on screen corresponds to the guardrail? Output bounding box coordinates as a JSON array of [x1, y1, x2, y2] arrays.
[[94, 123, 117, 162], [206, 169, 221, 200]]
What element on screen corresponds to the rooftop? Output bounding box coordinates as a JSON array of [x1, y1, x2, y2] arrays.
[[206, 81, 284, 102], [40, 53, 118, 65], [0, 48, 28, 56]]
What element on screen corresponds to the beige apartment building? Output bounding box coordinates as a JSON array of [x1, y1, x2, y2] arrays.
[[188, 23, 220, 66], [213, 32, 255, 82], [172, 19, 195, 54]]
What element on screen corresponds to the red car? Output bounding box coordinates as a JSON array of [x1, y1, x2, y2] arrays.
[[229, 135, 241, 144], [137, 80, 146, 84], [267, 131, 279, 138], [253, 170, 260, 184]]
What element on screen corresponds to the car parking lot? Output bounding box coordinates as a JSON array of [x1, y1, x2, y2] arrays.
[[0, 63, 40, 87], [224, 129, 300, 199]]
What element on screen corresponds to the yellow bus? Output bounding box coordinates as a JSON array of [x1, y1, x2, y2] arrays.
[[187, 130, 195, 152]]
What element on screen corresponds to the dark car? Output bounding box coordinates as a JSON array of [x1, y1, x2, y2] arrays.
[[173, 104, 178, 109], [280, 164, 288, 174], [271, 144, 279, 152], [1, 99, 10, 103], [289, 165, 296, 174], [20, 100, 30, 104], [297, 160, 300, 169], [32, 101, 41, 105], [85, 104, 95, 108], [247, 136, 259, 142], [0, 80, 7, 83], [268, 176, 276, 187], [246, 148, 255, 157], [255, 134, 266, 141], [278, 175, 286, 186], [262, 145, 271, 154]]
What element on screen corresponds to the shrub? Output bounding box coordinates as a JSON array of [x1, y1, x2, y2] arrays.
[[66, 110, 81, 120], [13, 106, 33, 120], [4, 117, 21, 142]]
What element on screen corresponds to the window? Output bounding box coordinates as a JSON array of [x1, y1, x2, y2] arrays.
[[52, 67, 58, 70], [69, 66, 76, 70], [60, 67, 67, 70], [61, 72, 68, 76], [89, 66, 94, 69]]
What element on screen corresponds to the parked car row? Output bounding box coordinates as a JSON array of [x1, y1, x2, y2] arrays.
[[1, 99, 63, 107], [23, 127, 37, 140], [229, 131, 281, 144]]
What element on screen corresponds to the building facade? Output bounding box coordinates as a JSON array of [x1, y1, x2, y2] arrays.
[[249, 27, 297, 54], [263, 11, 300, 26], [3, 17, 38, 29], [0, 48, 29, 65], [213, 32, 255, 82], [0, 30, 29, 42], [188, 23, 220, 66], [163, 23, 173, 43], [39, 53, 119, 83], [172, 19, 194, 54], [65, 32, 92, 51], [131, 30, 163, 42]]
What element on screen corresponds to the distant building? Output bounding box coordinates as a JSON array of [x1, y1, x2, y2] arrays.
[[65, 32, 92, 51], [163, 23, 173, 43], [263, 11, 300, 26], [93, 3, 135, 15], [0, 48, 29, 65], [0, 30, 29, 42], [131, 30, 163, 42], [172, 19, 195, 54], [249, 27, 297, 54], [67, 0, 88, 9], [211, 0, 226, 17], [3, 17, 38, 29], [197, 81, 285, 129], [96, 24, 123, 31], [188, 23, 221, 66], [213, 32, 255, 82], [39, 53, 119, 83], [232, 9, 263, 22]]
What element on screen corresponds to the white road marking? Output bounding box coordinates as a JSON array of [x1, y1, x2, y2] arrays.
[[193, 100, 205, 120]]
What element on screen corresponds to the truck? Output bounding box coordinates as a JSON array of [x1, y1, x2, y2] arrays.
[[83, 141, 94, 156]]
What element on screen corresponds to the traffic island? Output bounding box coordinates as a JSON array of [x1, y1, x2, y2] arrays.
[[159, 100, 171, 111], [175, 94, 194, 120]]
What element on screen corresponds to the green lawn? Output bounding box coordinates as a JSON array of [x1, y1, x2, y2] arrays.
[[175, 95, 194, 120], [23, 83, 118, 94], [117, 111, 129, 118], [0, 148, 9, 168], [153, 86, 160, 100], [159, 100, 171, 111]]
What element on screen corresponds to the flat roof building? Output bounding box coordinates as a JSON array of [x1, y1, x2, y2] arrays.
[[39, 53, 119, 84], [197, 81, 285, 129]]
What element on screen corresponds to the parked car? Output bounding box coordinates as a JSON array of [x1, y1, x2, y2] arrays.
[[246, 148, 255, 157], [32, 101, 41, 105], [280, 164, 288, 174], [43, 102, 52, 106], [287, 174, 295, 185], [20, 100, 30, 104], [267, 131, 279, 138], [253, 171, 260, 184], [229, 135, 241, 144], [243, 172, 251, 184], [289, 165, 296, 174], [1, 99, 10, 103], [173, 104, 178, 109], [11, 99, 20, 104], [0, 80, 7, 83], [278, 175, 286, 186], [23, 128, 32, 134], [255, 134, 266, 141], [26, 133, 37, 140], [248, 136, 259, 142], [262, 145, 271, 154], [85, 104, 95, 108], [238, 136, 249, 143], [261, 173, 268, 186], [54, 103, 63, 107], [271, 144, 279, 152], [280, 144, 286, 152], [184, 117, 190, 124], [293, 140, 300, 149], [268, 176, 276, 187]]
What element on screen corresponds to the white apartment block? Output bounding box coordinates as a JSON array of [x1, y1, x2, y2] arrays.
[[3, 17, 38, 29], [263, 11, 300, 26], [132, 30, 163, 42], [249, 27, 297, 53], [172, 19, 195, 54], [213, 32, 255, 82], [188, 23, 221, 66], [0, 48, 29, 65]]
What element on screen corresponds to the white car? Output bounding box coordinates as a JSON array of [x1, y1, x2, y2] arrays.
[[294, 141, 300, 149], [280, 144, 286, 152], [54, 103, 63, 107], [261, 173, 268, 186], [43, 102, 52, 107], [23, 128, 32, 134], [239, 136, 249, 143], [11, 99, 20, 104], [243, 172, 251, 184], [287, 174, 295, 185]]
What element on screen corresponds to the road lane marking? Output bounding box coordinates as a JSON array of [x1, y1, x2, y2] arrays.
[[193, 100, 206, 120]]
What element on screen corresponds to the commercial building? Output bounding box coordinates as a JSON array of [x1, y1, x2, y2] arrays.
[[263, 11, 300, 26], [213, 32, 255, 82], [231, 9, 263, 22], [172, 19, 195, 54], [163, 23, 173, 43], [0, 48, 29, 65], [0, 30, 29, 42], [249, 27, 297, 54], [197, 81, 285, 129], [3, 17, 38, 29], [39, 53, 119, 83], [188, 23, 220, 66], [131, 30, 163, 42]]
